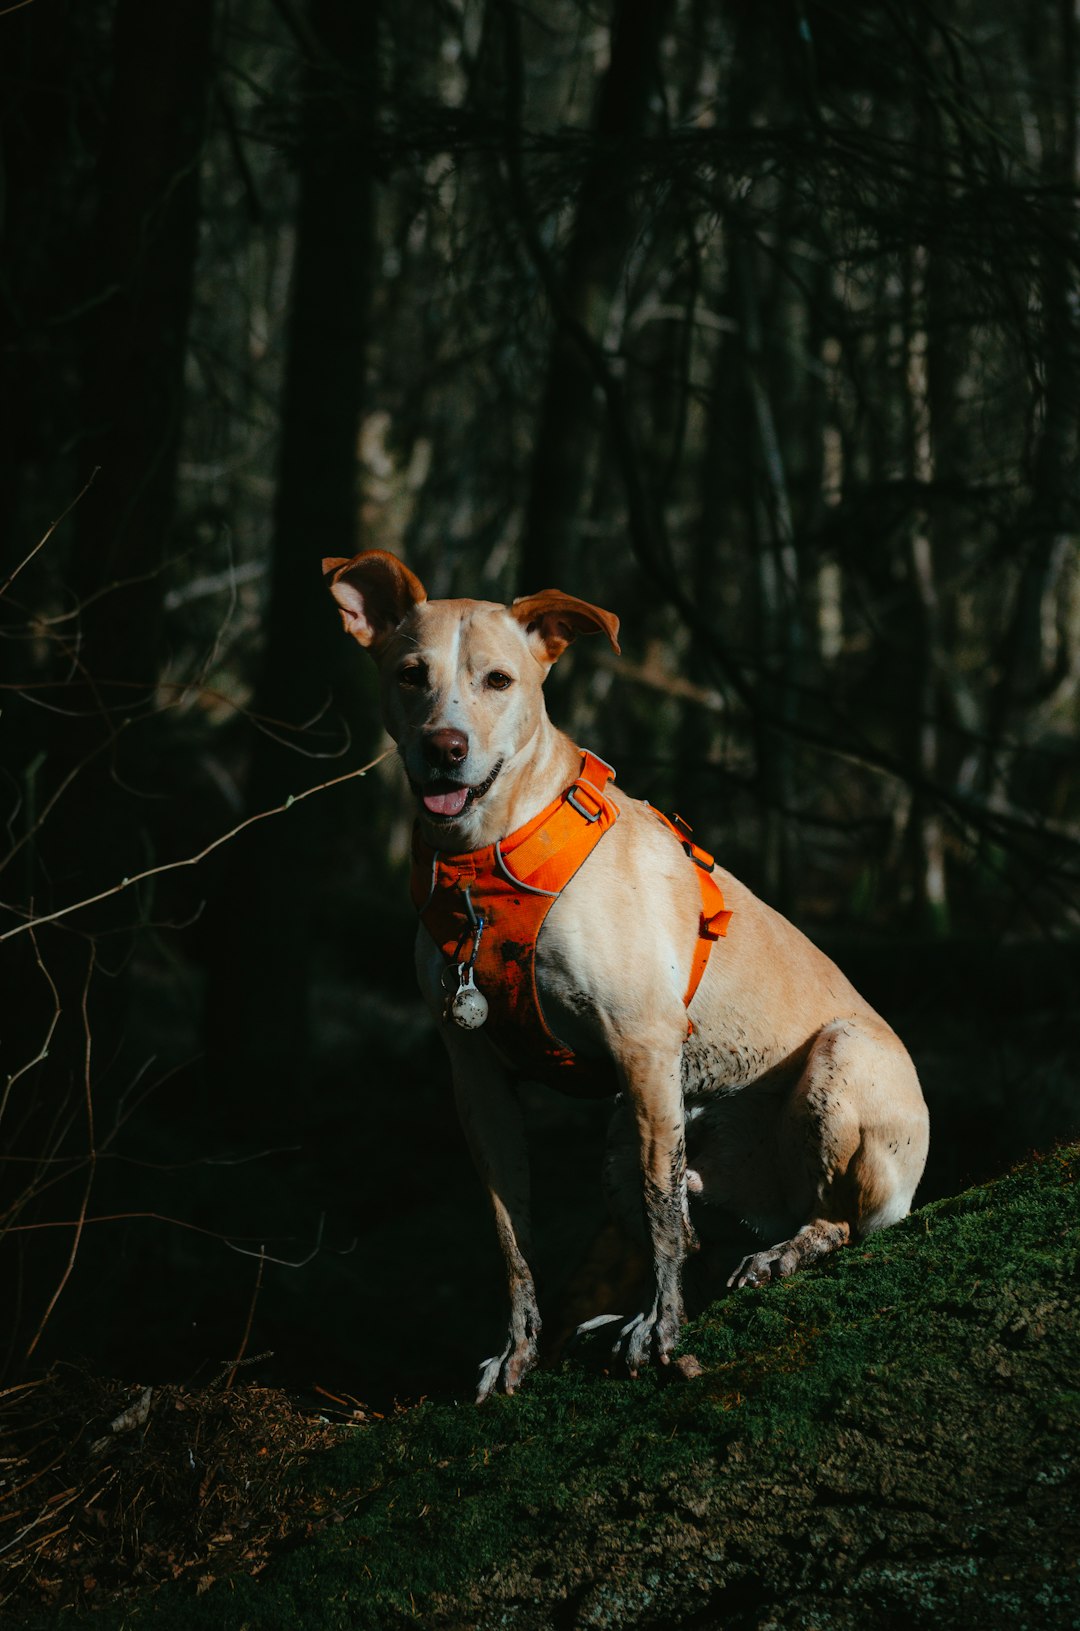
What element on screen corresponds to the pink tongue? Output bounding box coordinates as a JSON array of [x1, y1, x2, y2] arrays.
[[423, 785, 470, 817]]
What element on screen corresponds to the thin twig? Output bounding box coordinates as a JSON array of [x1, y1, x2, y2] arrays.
[[223, 1212, 336, 1268], [225, 1249, 266, 1389], [2, 1212, 282, 1243], [0, 717, 140, 877], [0, 747, 395, 943], [0, 471, 97, 600], [24, 946, 97, 1361], [0, 928, 61, 1134]]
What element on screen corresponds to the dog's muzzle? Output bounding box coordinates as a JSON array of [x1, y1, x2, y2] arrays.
[[414, 759, 503, 821]]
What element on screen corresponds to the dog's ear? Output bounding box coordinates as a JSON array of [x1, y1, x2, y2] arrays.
[[322, 551, 427, 649], [510, 590, 621, 665]]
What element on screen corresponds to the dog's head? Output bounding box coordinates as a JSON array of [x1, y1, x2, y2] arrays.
[[323, 550, 619, 844]]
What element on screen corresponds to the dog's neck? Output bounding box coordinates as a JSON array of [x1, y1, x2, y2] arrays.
[[415, 715, 582, 855]]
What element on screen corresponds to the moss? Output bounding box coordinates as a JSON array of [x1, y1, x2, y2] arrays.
[[23, 1146, 1080, 1630]]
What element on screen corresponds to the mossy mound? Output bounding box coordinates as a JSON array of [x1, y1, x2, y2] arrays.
[[18, 1147, 1080, 1629]]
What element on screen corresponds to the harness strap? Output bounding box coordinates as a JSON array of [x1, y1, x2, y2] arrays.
[[647, 808, 732, 1010], [411, 749, 620, 1099], [411, 754, 732, 1096], [500, 751, 615, 889]]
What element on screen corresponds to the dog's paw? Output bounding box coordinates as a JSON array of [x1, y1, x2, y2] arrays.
[[728, 1220, 850, 1290], [474, 1331, 540, 1404], [727, 1241, 799, 1289], [609, 1307, 681, 1378]]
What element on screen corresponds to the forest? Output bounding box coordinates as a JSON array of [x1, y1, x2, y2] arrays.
[[1, 0, 1079, 1620]]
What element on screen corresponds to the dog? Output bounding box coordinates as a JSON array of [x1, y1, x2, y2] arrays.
[[324, 549, 930, 1401]]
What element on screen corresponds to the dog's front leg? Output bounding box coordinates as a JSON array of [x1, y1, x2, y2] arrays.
[[445, 1032, 541, 1402], [611, 1028, 689, 1376]]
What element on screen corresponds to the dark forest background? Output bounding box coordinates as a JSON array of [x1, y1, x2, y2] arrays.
[[1, 0, 1079, 1405]]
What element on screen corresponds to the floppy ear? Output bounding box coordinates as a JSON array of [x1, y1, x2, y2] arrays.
[[510, 589, 621, 666], [322, 550, 427, 649]]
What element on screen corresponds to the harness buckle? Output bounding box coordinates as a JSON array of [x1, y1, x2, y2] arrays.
[[566, 782, 604, 823], [567, 779, 610, 822], [672, 815, 715, 873]]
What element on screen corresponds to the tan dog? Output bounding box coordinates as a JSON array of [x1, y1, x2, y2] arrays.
[[325, 550, 930, 1400]]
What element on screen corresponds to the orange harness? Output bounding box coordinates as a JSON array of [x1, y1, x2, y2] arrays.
[[410, 752, 732, 1100]]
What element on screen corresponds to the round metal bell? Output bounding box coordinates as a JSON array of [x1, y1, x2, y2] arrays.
[[451, 983, 489, 1030]]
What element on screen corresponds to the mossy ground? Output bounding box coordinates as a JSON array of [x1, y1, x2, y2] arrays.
[[16, 1146, 1080, 1629]]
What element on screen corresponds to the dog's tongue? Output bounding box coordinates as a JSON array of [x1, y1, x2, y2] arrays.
[[423, 784, 470, 817]]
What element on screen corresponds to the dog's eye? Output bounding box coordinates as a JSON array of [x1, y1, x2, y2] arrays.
[[486, 671, 514, 691], [398, 664, 428, 690]]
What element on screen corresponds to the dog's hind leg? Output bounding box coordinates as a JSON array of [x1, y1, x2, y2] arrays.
[[727, 1017, 929, 1290]]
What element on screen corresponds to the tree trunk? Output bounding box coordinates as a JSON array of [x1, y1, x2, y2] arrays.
[[992, 1, 1080, 737], [1, 0, 214, 1370], [904, 243, 949, 933], [68, 0, 213, 695], [31, 0, 214, 935], [519, 0, 669, 589], [202, 0, 378, 1120]]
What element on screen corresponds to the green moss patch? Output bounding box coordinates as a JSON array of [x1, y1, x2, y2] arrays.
[[12, 1147, 1080, 1629]]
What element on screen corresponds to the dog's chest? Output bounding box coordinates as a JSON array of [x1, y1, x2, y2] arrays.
[[532, 924, 608, 1058], [415, 864, 619, 1099]]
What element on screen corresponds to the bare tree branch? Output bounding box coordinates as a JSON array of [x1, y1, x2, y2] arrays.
[[0, 748, 395, 943]]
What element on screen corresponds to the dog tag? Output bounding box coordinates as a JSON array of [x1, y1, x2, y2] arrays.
[[450, 967, 489, 1030], [444, 894, 489, 1030]]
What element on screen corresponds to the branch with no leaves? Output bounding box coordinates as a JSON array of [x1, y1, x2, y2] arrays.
[[0, 470, 97, 600], [224, 1248, 266, 1390], [0, 747, 396, 944], [23, 944, 97, 1362]]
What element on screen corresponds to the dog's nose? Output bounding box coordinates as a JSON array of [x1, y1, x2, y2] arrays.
[[423, 727, 469, 769]]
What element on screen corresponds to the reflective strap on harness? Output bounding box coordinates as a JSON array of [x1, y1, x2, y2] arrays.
[[647, 806, 732, 1011]]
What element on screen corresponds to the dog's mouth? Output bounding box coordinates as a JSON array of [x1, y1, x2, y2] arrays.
[[416, 760, 503, 821]]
